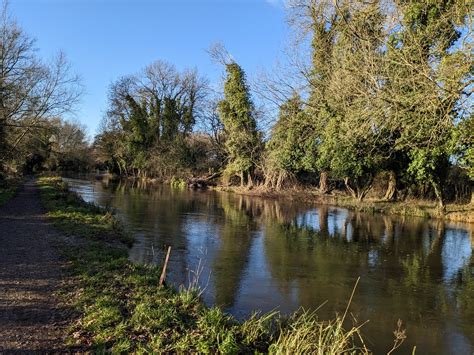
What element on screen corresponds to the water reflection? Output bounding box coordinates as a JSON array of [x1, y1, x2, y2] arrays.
[[65, 177, 474, 354]]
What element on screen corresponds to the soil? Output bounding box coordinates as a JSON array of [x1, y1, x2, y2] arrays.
[[0, 179, 75, 352]]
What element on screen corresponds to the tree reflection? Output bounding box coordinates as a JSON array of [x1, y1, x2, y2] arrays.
[[211, 194, 258, 308], [262, 208, 473, 353]]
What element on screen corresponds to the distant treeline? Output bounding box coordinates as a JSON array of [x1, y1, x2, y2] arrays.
[[0, 1, 472, 208]]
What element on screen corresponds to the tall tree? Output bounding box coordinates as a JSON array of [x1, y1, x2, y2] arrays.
[[382, 0, 472, 209], [218, 62, 262, 187], [317, 1, 387, 201], [306, 0, 340, 193], [287, 0, 342, 193]]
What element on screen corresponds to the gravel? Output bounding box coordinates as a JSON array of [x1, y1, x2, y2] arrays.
[[0, 179, 72, 352]]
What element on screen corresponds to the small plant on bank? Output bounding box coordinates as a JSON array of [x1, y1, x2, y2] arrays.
[[170, 176, 187, 189]]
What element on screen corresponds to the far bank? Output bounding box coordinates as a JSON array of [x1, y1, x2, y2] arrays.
[[89, 173, 474, 224], [214, 185, 474, 224]]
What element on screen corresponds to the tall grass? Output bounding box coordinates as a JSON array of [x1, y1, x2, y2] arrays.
[[270, 311, 368, 354]]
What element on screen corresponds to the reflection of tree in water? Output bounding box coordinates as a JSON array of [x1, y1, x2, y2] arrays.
[[263, 209, 474, 353], [212, 194, 258, 308], [211, 194, 323, 308], [263, 218, 366, 314], [98, 181, 217, 280]]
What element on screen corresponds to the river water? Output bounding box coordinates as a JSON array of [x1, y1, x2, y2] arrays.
[[64, 176, 474, 354]]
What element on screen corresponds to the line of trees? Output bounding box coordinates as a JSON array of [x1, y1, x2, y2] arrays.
[[0, 3, 86, 177], [94, 0, 472, 209], [0, 0, 470, 209]]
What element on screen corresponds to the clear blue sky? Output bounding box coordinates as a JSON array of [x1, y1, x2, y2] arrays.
[[10, 0, 289, 136]]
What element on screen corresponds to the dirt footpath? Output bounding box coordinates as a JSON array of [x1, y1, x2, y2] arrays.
[[0, 180, 71, 352]]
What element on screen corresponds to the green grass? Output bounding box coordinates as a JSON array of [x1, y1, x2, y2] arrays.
[[39, 176, 376, 353], [39, 177, 133, 246]]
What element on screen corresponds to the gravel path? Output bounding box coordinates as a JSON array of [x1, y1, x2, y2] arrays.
[[0, 179, 71, 352]]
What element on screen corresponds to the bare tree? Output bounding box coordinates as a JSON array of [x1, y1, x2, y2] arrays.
[[0, 2, 82, 173]]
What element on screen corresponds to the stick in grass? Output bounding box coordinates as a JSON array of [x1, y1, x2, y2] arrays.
[[159, 246, 172, 287]]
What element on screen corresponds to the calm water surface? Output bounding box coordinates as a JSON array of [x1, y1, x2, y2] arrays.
[[65, 176, 474, 354]]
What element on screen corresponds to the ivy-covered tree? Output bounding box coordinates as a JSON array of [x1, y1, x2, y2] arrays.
[[265, 94, 317, 189], [317, 1, 387, 201], [382, 0, 472, 210], [97, 61, 207, 178], [307, 1, 340, 193], [218, 62, 262, 187]]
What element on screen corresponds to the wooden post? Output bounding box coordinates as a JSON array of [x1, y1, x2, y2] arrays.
[[159, 246, 172, 287]]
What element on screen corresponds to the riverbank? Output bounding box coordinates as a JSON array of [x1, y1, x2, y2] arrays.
[[93, 173, 473, 224], [38, 176, 390, 353], [215, 186, 474, 224]]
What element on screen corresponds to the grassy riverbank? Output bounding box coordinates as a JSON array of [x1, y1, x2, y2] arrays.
[[216, 186, 474, 224], [38, 176, 382, 353]]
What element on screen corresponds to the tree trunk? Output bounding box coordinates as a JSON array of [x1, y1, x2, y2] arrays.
[[239, 171, 244, 187], [0, 118, 6, 176], [276, 173, 283, 190], [247, 172, 254, 188], [432, 180, 445, 213], [263, 172, 271, 188], [384, 170, 397, 201], [347, 176, 373, 202], [319, 171, 329, 193], [344, 177, 357, 199]]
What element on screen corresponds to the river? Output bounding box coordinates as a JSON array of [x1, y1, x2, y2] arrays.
[[64, 176, 474, 354]]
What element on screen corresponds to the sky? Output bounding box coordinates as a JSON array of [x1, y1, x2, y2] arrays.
[[9, 0, 289, 137]]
